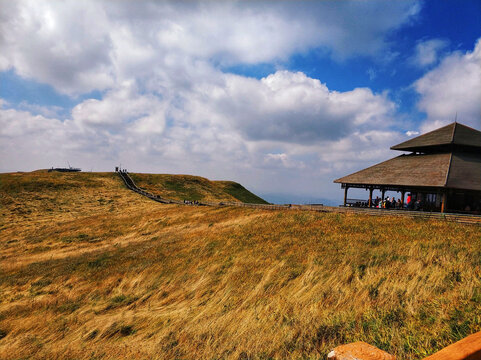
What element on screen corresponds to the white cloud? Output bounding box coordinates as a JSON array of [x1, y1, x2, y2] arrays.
[[187, 71, 396, 144], [263, 153, 305, 170], [0, 0, 420, 95], [0, 1, 114, 94], [0, 100, 61, 138], [0, 101, 68, 170], [415, 38, 481, 131], [16, 102, 64, 119], [71, 81, 166, 134], [410, 38, 449, 67], [319, 130, 404, 170]]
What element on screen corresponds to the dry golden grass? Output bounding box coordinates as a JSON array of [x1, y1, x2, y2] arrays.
[[0, 171, 480, 359], [129, 173, 269, 204]]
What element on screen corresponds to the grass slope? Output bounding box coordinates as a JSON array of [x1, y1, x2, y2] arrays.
[[0, 171, 480, 359], [129, 173, 269, 204]]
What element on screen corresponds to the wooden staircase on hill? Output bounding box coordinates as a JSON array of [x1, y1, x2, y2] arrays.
[[117, 170, 182, 204]]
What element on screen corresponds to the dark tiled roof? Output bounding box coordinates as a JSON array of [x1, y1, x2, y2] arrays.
[[334, 151, 481, 191], [334, 153, 451, 188], [391, 122, 481, 151], [446, 153, 481, 190]]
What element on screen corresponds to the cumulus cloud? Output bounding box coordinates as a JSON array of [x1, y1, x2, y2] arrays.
[[187, 71, 396, 144], [0, 0, 420, 95], [0, 1, 114, 95], [71, 81, 166, 134], [415, 38, 481, 131], [319, 130, 404, 170], [0, 100, 60, 138], [0, 100, 68, 170], [263, 153, 306, 170], [410, 38, 449, 67]]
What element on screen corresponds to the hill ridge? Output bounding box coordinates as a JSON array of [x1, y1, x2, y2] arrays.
[[128, 172, 269, 204]]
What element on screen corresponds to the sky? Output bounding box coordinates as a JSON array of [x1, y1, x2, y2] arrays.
[[0, 0, 480, 204]]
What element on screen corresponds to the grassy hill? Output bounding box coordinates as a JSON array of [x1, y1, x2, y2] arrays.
[[0, 171, 480, 359], [129, 173, 269, 204]]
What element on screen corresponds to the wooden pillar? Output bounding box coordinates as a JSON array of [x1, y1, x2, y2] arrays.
[[401, 190, 405, 206], [381, 188, 385, 202], [343, 185, 349, 207], [441, 191, 447, 213], [368, 187, 373, 207]]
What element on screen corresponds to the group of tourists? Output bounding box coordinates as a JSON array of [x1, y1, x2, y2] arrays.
[[374, 196, 400, 209], [370, 193, 424, 210], [350, 193, 425, 210], [183, 199, 200, 205], [359, 193, 419, 210]]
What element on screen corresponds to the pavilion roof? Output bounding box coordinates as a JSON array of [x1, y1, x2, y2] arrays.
[[334, 152, 481, 191], [390, 122, 481, 152]]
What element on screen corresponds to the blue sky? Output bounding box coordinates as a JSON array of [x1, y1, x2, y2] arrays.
[[0, 0, 480, 204]]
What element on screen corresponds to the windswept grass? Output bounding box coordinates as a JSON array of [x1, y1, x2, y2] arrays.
[[129, 173, 269, 204], [217, 181, 268, 204], [0, 171, 480, 359]]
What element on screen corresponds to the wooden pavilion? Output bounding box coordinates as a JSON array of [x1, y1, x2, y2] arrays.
[[334, 122, 481, 213]]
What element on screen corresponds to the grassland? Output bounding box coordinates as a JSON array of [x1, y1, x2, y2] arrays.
[[0, 171, 480, 359], [129, 173, 269, 204]]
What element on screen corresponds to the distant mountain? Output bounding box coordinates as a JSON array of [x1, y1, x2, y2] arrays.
[[258, 192, 339, 207]]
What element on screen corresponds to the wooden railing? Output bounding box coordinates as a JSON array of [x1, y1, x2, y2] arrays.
[[117, 171, 180, 204], [328, 331, 481, 360], [325, 206, 481, 225], [344, 198, 370, 207]]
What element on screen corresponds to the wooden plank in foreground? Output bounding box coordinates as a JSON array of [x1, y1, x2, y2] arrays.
[[327, 331, 481, 360], [423, 331, 481, 360], [327, 342, 395, 360]]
